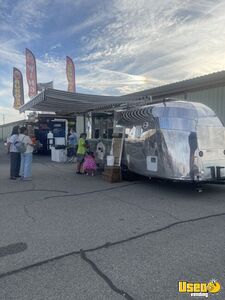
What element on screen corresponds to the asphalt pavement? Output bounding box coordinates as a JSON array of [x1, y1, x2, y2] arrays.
[[0, 142, 225, 300]]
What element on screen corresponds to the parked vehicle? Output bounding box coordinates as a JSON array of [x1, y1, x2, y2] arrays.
[[116, 100, 225, 183]]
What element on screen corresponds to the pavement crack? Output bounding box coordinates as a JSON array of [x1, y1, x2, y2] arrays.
[[23, 204, 36, 222], [0, 189, 69, 196], [105, 193, 181, 221], [44, 183, 140, 200], [21, 189, 71, 220], [0, 211, 224, 280], [80, 249, 134, 300]]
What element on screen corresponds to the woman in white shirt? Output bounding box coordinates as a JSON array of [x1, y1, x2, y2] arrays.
[[19, 127, 34, 181]]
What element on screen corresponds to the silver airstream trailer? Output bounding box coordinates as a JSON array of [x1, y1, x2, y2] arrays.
[[116, 100, 225, 183]]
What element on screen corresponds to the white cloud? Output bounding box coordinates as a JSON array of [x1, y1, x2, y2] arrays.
[[0, 106, 25, 125], [79, 0, 225, 83], [0, 0, 50, 44], [58, 16, 103, 38], [1, 0, 225, 124], [77, 65, 164, 95], [50, 43, 62, 50]]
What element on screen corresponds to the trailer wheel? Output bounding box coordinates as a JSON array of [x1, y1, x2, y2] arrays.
[[121, 165, 136, 181], [194, 182, 203, 193]]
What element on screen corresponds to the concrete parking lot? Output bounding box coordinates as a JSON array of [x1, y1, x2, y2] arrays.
[[0, 143, 225, 300]]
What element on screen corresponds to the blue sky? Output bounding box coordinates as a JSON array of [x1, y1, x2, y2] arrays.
[[1, 0, 225, 123]]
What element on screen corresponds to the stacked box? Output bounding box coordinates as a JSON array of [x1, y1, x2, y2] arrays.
[[111, 137, 123, 166], [102, 166, 122, 183]]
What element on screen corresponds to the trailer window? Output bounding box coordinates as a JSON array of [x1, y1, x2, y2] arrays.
[[153, 107, 197, 119], [159, 117, 196, 131]]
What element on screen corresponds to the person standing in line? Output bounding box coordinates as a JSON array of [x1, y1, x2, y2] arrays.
[[7, 126, 20, 180], [68, 128, 78, 158], [76, 133, 87, 174], [19, 127, 34, 181]]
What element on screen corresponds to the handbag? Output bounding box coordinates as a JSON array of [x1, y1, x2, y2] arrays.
[[14, 136, 27, 153]]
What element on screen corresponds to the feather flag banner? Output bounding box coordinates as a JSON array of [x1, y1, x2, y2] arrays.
[[66, 56, 76, 92], [13, 67, 24, 109], [26, 48, 37, 98]]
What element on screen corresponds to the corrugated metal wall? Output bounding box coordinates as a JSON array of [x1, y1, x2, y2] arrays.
[[168, 94, 185, 100], [186, 86, 225, 124], [0, 125, 13, 141], [0, 120, 25, 141], [169, 86, 225, 124]]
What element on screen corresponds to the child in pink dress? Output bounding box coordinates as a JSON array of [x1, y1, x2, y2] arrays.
[[83, 151, 97, 176]]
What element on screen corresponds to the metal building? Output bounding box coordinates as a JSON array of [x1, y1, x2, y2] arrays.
[[0, 120, 26, 141], [19, 70, 225, 124], [121, 70, 225, 124], [1, 70, 225, 141]]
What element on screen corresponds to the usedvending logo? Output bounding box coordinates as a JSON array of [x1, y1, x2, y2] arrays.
[[178, 280, 221, 298]]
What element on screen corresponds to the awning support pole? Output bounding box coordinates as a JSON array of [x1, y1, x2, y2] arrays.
[[83, 114, 86, 133]]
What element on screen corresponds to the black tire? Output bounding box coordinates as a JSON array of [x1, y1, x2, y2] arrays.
[[121, 165, 137, 181]]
